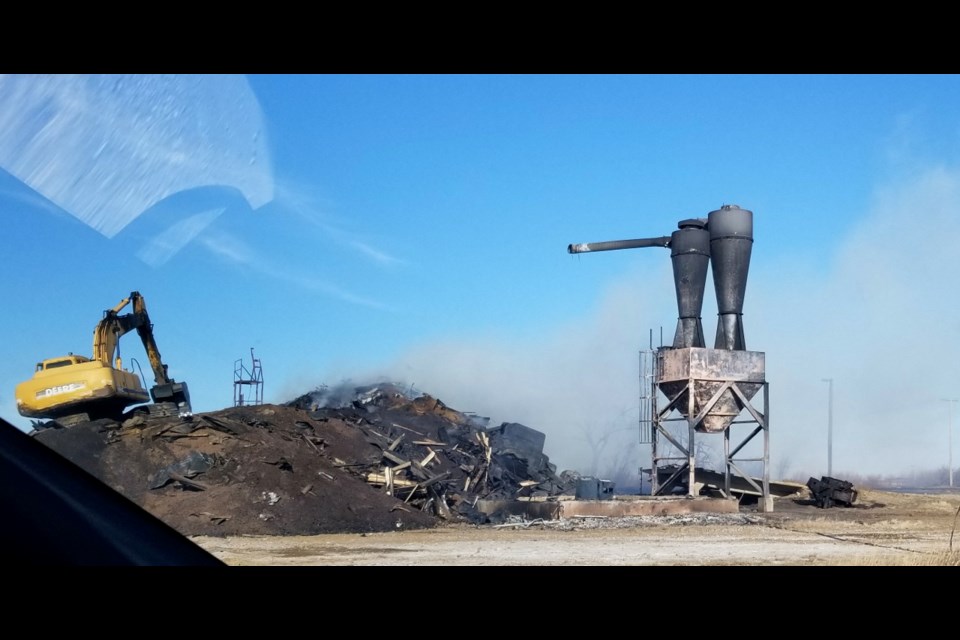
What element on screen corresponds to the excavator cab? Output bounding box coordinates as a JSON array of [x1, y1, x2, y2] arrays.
[[39, 355, 91, 371]]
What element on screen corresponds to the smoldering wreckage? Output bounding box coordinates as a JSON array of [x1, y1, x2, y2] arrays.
[[29, 379, 857, 540], [30, 382, 598, 537], [18, 204, 867, 546]]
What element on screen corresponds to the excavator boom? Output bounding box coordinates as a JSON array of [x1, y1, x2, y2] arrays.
[[129, 293, 191, 414], [92, 294, 136, 366]]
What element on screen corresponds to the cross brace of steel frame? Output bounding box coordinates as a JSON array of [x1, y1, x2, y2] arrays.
[[650, 377, 769, 506]]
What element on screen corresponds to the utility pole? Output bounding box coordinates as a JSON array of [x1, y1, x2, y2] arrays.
[[822, 378, 833, 477], [941, 399, 957, 488]]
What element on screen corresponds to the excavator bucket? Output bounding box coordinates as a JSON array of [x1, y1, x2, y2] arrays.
[[150, 381, 192, 419]]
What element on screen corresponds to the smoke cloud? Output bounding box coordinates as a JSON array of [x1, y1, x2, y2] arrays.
[[338, 264, 678, 478], [751, 166, 960, 479], [332, 167, 959, 481]]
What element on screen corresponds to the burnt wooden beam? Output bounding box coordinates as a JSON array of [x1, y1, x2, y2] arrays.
[[419, 471, 451, 489], [390, 423, 426, 437], [190, 512, 230, 525], [410, 461, 431, 481], [381, 450, 408, 466], [429, 485, 452, 519], [403, 484, 421, 503], [365, 472, 418, 488], [168, 472, 209, 491], [302, 434, 323, 454]]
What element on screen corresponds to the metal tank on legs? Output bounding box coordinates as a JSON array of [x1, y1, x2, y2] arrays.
[[567, 204, 770, 511]]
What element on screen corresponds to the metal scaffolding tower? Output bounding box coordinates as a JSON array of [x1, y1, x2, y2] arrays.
[[233, 348, 263, 407]]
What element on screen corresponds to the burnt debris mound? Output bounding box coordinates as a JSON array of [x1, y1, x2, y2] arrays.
[[31, 382, 576, 537]]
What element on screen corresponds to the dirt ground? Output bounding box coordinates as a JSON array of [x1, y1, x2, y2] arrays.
[[33, 403, 439, 536], [191, 489, 960, 566]]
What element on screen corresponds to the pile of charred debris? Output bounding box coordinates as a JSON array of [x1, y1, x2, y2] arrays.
[[32, 382, 579, 537], [286, 382, 577, 514]]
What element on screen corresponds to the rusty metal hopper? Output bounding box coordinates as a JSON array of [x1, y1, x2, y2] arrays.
[[658, 347, 764, 432]]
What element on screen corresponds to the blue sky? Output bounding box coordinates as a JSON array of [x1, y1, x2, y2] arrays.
[[1, 73, 958, 480]]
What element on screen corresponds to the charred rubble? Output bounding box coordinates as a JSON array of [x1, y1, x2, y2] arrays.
[[286, 382, 576, 521], [806, 476, 859, 508], [31, 382, 578, 537]]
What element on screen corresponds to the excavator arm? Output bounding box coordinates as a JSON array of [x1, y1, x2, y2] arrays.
[[92, 295, 137, 368], [129, 293, 192, 417], [91, 292, 192, 418]]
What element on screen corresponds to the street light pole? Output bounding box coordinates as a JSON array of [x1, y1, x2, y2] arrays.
[[822, 378, 833, 477], [941, 399, 957, 488]]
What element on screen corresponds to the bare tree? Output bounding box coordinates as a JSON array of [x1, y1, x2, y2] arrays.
[[579, 406, 640, 477], [658, 422, 720, 469], [603, 440, 641, 488], [774, 454, 792, 481]]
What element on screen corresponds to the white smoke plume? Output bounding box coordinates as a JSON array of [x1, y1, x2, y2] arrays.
[[751, 166, 960, 479], [277, 166, 960, 484]]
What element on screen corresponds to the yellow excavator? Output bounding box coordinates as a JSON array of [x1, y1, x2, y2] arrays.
[[15, 291, 192, 427]]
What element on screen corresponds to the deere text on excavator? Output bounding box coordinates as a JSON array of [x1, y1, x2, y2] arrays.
[[15, 291, 192, 427]]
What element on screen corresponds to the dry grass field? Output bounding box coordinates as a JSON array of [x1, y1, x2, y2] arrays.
[[192, 488, 960, 566]]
